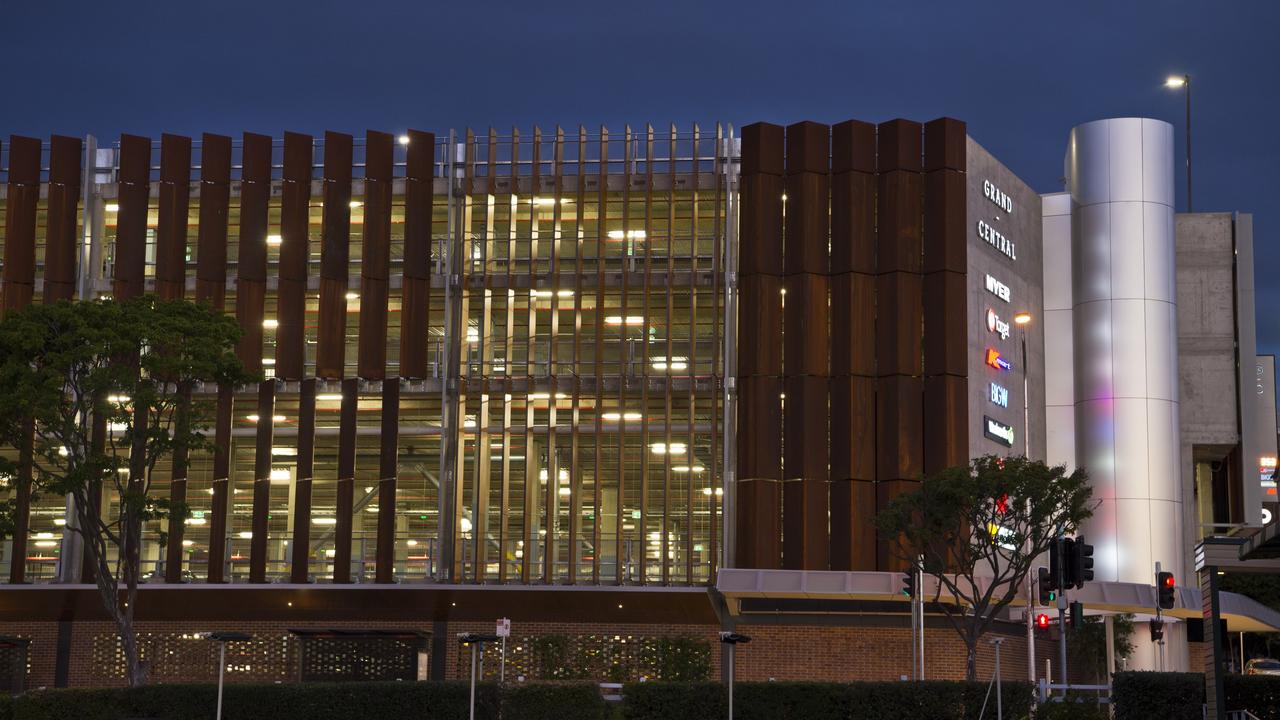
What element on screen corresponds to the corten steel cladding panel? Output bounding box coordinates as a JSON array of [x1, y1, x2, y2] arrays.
[[375, 378, 399, 583], [155, 134, 192, 301], [358, 131, 394, 380], [923, 271, 967, 377], [276, 132, 314, 380], [235, 133, 272, 373], [164, 384, 192, 583], [782, 273, 830, 377], [333, 378, 358, 583], [249, 380, 275, 583], [783, 122, 829, 277], [114, 135, 152, 301], [2, 136, 40, 314], [831, 120, 876, 274], [316, 132, 354, 379], [829, 272, 875, 377], [399, 129, 435, 379], [44, 136, 83, 303], [923, 170, 966, 275], [736, 122, 785, 570], [875, 375, 924, 486], [735, 375, 782, 569], [923, 374, 968, 476], [782, 375, 830, 570], [923, 117, 966, 173], [207, 388, 233, 583], [736, 275, 782, 378], [875, 272, 924, 377], [195, 134, 232, 309], [290, 379, 317, 583], [829, 375, 876, 570]]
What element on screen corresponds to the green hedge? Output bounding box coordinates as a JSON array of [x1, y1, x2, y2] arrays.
[[1033, 700, 1110, 720], [621, 680, 1034, 720], [1112, 672, 1204, 720], [501, 683, 607, 720], [1225, 674, 1280, 720]]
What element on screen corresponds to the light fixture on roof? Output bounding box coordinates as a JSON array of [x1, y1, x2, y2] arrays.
[[398, 134, 411, 146]]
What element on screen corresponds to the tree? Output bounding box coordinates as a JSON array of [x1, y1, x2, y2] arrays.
[[0, 296, 252, 686], [1068, 613, 1135, 682], [876, 455, 1095, 680]]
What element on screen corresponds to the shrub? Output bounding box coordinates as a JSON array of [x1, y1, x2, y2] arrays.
[[1034, 699, 1110, 720], [1225, 674, 1280, 720], [1112, 671, 1203, 720], [502, 683, 606, 720], [621, 682, 721, 720]]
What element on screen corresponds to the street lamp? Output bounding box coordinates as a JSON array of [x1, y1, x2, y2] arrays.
[[1013, 311, 1034, 684], [200, 631, 252, 720], [719, 632, 751, 720], [458, 633, 500, 720], [1164, 74, 1192, 211]]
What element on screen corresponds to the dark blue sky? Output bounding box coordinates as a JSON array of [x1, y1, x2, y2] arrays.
[[5, 0, 1275, 352]]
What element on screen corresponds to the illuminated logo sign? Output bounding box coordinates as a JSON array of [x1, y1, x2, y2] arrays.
[[985, 348, 1012, 372], [990, 382, 1009, 408], [977, 220, 1017, 260], [983, 180, 1014, 213], [987, 309, 1011, 340], [985, 274, 1011, 303], [984, 416, 1015, 447]]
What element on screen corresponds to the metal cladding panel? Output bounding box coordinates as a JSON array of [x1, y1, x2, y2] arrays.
[[829, 272, 875, 377], [782, 474, 829, 571], [43, 136, 82, 302], [207, 389, 233, 583], [195, 134, 232, 308], [290, 378, 316, 583], [333, 378, 359, 583], [830, 375, 875, 482], [155, 134, 192, 300], [249, 380, 274, 583], [829, 479, 876, 571], [736, 375, 782, 481], [875, 375, 923, 482], [922, 270, 967, 377], [740, 122, 784, 176], [782, 273, 829, 377], [831, 119, 875, 174], [783, 172, 829, 276], [785, 121, 828, 175], [399, 276, 431, 379], [830, 170, 875, 275], [874, 272, 923, 377], [783, 375, 829, 481], [358, 277, 389, 380], [237, 133, 272, 283], [736, 477, 781, 570], [738, 173, 784, 276], [875, 119, 922, 173], [876, 170, 924, 274], [234, 279, 266, 372], [2, 136, 40, 313], [923, 374, 968, 475], [375, 378, 400, 583], [113, 134, 151, 300], [278, 133, 314, 282], [875, 479, 919, 571], [315, 275, 347, 379], [923, 169, 966, 275], [316, 132, 354, 379], [1067, 116, 1180, 585], [923, 117, 966, 172], [737, 274, 783, 377], [402, 129, 435, 279]]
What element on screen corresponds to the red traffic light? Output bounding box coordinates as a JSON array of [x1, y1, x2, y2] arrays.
[[1162, 574, 1175, 588], [1035, 614, 1050, 629]]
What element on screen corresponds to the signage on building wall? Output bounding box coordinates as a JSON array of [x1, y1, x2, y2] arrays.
[[984, 416, 1015, 447], [985, 348, 1012, 372], [985, 274, 1011, 303], [987, 309, 1011, 340], [977, 220, 1017, 260], [990, 382, 1009, 408], [983, 180, 1014, 214]]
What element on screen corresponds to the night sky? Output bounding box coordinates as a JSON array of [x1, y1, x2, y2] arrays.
[[4, 0, 1275, 353]]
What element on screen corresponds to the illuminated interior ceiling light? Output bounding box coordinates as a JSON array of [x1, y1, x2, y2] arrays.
[[106, 394, 131, 403], [34, 541, 58, 548], [531, 289, 575, 298], [262, 358, 276, 366], [459, 517, 473, 533], [105, 203, 120, 212], [185, 517, 206, 525], [466, 327, 480, 342], [58, 447, 69, 457], [558, 486, 571, 496], [539, 468, 549, 482], [406, 539, 418, 546], [349, 200, 363, 209], [366, 506, 378, 512], [262, 319, 279, 329], [601, 412, 643, 422], [528, 392, 550, 400], [246, 414, 260, 422], [182, 540, 194, 547], [701, 487, 724, 496], [345, 292, 359, 301], [532, 197, 562, 206], [107, 422, 128, 433], [269, 468, 291, 482], [325, 549, 337, 557], [463, 416, 477, 428], [34, 532, 54, 539], [651, 356, 688, 371], [398, 134, 411, 145], [605, 315, 644, 326], [266, 234, 283, 246], [238, 531, 253, 539], [316, 393, 343, 402], [559, 468, 569, 482], [54, 518, 66, 526], [313, 517, 337, 526], [606, 230, 646, 240], [673, 465, 705, 473], [650, 442, 687, 455], [272, 447, 297, 456]]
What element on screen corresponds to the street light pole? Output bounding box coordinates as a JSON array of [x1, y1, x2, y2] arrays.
[[458, 633, 500, 720], [1165, 74, 1192, 212], [1014, 312, 1035, 684], [719, 632, 751, 720]]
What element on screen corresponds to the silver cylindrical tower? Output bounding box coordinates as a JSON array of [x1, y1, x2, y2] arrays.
[[1066, 117, 1182, 584]]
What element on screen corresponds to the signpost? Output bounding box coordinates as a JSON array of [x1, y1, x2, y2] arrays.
[[496, 618, 511, 683]]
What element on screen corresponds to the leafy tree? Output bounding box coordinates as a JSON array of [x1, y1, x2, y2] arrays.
[[1069, 613, 1136, 682], [876, 455, 1095, 680], [0, 297, 252, 686]]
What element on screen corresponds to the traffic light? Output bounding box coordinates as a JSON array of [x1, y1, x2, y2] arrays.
[[1051, 537, 1072, 587], [1149, 619, 1165, 642], [1037, 567, 1057, 605], [1035, 613, 1051, 630], [1069, 600, 1084, 628], [1157, 571, 1176, 609], [901, 569, 916, 598], [1069, 537, 1095, 589]]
